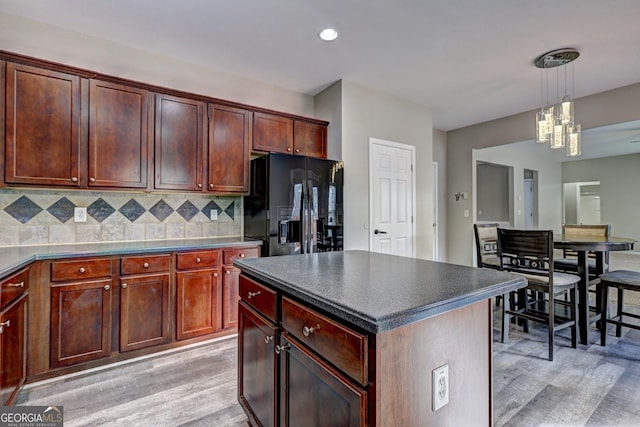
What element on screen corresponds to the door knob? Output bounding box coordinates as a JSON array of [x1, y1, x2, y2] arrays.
[[374, 229, 388, 235]]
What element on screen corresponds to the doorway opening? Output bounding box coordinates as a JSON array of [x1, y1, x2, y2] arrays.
[[563, 181, 601, 224]]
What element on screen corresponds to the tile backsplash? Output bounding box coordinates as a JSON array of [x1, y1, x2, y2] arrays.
[[0, 188, 242, 247]]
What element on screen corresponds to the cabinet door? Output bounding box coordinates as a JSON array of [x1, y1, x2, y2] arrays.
[[176, 269, 222, 340], [0, 293, 27, 405], [155, 94, 205, 191], [120, 273, 170, 352], [208, 104, 250, 193], [279, 335, 367, 427], [89, 79, 149, 188], [5, 63, 81, 186], [252, 112, 293, 154], [50, 279, 112, 368], [293, 120, 327, 158], [238, 302, 278, 427], [223, 265, 240, 329]]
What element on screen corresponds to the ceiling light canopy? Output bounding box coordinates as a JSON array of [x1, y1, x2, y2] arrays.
[[319, 28, 338, 41], [534, 48, 582, 157]]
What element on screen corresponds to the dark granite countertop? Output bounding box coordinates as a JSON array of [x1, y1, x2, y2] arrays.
[[0, 237, 261, 278], [235, 250, 526, 333]]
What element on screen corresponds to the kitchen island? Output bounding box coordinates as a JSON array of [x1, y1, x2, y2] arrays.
[[234, 250, 526, 427]]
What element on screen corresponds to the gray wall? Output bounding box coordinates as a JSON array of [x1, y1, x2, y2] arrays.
[[433, 129, 447, 261], [447, 82, 640, 265], [562, 154, 640, 244]]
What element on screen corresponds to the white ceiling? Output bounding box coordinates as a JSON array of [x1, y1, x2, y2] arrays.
[[2, 0, 640, 138]]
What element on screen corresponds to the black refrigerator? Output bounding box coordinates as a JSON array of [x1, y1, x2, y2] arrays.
[[244, 153, 344, 256]]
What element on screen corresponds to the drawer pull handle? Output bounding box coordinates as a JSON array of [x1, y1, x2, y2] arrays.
[[0, 320, 10, 333], [71, 177, 78, 182], [303, 324, 320, 337], [196, 257, 201, 263], [275, 343, 290, 354], [79, 267, 86, 274], [247, 291, 261, 299], [6, 281, 25, 288], [143, 262, 150, 268], [122, 283, 128, 289], [264, 335, 274, 344], [104, 284, 110, 291]]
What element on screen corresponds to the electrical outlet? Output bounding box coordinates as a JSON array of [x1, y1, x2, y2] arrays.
[[432, 364, 449, 411], [209, 209, 218, 220], [74, 207, 87, 223]]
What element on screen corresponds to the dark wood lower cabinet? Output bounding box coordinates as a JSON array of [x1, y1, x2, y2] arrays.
[[238, 302, 278, 427], [0, 293, 27, 405], [176, 269, 222, 340], [279, 335, 366, 427], [50, 279, 112, 368], [222, 266, 240, 329], [119, 273, 170, 352]]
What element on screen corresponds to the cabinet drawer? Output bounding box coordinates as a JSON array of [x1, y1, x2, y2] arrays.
[[121, 254, 170, 275], [1, 268, 29, 308], [239, 275, 277, 322], [176, 250, 221, 270], [282, 296, 368, 386], [223, 247, 260, 265], [51, 258, 112, 281]]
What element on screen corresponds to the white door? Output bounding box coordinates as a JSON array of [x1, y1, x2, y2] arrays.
[[524, 178, 534, 229], [369, 138, 415, 257]]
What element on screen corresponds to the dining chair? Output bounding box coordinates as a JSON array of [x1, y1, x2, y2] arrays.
[[498, 228, 579, 361], [473, 223, 501, 270], [599, 270, 640, 345], [555, 224, 611, 277]]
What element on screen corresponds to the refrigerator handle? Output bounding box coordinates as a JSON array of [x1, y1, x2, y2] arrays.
[[302, 180, 309, 254]]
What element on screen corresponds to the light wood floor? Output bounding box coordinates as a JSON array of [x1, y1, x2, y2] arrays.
[[17, 253, 640, 426]]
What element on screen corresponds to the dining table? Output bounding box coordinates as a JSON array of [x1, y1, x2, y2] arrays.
[[554, 234, 637, 344]]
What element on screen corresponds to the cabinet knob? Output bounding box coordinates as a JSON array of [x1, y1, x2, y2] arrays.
[[6, 281, 24, 288], [275, 343, 291, 354], [213, 272, 218, 278], [247, 291, 261, 299], [122, 283, 128, 289], [143, 262, 150, 268], [104, 284, 110, 291], [295, 148, 300, 153], [286, 147, 292, 152], [264, 335, 274, 344], [240, 253, 245, 258], [196, 257, 201, 263], [197, 183, 202, 188], [79, 267, 86, 274], [0, 320, 10, 334], [89, 177, 96, 183], [209, 183, 214, 188], [226, 270, 230, 275], [303, 324, 320, 337], [71, 177, 78, 182]]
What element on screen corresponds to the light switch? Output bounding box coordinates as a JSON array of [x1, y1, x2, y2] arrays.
[[463, 209, 469, 217]]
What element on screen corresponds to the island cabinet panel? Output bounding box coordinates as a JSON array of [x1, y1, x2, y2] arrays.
[[293, 120, 327, 158], [279, 335, 367, 427], [208, 104, 251, 193], [154, 93, 205, 191], [119, 268, 171, 352], [222, 247, 260, 329], [238, 301, 278, 427], [0, 290, 28, 406], [50, 278, 113, 368], [175, 250, 222, 340], [252, 112, 293, 154], [88, 79, 150, 189], [4, 62, 82, 187]]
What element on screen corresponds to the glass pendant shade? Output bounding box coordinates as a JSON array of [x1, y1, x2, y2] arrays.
[[558, 97, 573, 125], [536, 110, 549, 143], [566, 124, 581, 157], [551, 122, 565, 149]]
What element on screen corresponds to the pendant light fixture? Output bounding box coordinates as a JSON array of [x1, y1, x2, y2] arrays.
[[534, 48, 582, 157]]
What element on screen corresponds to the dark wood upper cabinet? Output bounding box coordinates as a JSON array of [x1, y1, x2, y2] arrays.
[[154, 94, 205, 191], [4, 63, 82, 186], [89, 80, 150, 189], [208, 104, 251, 193], [293, 120, 327, 158], [252, 112, 293, 154]]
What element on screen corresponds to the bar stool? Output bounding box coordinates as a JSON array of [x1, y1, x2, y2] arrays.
[[599, 270, 640, 346]]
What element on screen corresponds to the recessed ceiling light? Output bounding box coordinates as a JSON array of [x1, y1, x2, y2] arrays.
[[319, 28, 338, 41]]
